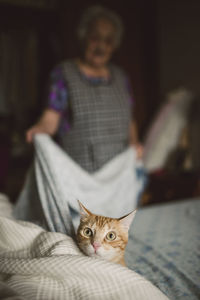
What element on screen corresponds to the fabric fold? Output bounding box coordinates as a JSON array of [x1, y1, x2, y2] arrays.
[[14, 134, 145, 233]]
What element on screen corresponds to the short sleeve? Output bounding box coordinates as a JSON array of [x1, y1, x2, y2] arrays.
[[46, 66, 68, 113]]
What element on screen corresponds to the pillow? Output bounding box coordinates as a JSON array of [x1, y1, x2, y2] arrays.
[[143, 88, 193, 172]]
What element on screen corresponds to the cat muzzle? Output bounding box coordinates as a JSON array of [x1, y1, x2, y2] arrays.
[[92, 242, 101, 252]]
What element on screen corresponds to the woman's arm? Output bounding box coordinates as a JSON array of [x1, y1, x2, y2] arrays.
[[26, 108, 61, 143], [129, 119, 139, 145], [26, 65, 68, 143], [129, 120, 144, 159]]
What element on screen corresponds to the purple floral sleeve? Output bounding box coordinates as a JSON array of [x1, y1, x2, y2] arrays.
[[47, 66, 68, 113]]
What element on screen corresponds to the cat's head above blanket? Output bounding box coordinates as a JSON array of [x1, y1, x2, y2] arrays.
[[76, 201, 136, 266]]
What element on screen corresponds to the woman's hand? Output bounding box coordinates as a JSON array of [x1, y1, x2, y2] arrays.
[[26, 124, 48, 143], [26, 109, 61, 143], [134, 142, 144, 159]]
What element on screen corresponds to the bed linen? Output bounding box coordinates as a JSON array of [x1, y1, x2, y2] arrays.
[[126, 198, 200, 300], [7, 135, 199, 299], [1, 198, 200, 299], [14, 134, 145, 232], [0, 194, 169, 300]]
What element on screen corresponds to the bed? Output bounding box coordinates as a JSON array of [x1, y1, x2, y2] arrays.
[[0, 195, 199, 300], [1, 134, 199, 299]]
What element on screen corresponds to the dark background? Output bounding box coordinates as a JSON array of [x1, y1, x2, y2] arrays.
[[0, 0, 200, 201]]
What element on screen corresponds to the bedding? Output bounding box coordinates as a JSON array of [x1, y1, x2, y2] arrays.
[[1, 198, 199, 299], [0, 194, 169, 300], [14, 134, 145, 232], [143, 88, 193, 172], [126, 198, 200, 300], [3, 135, 199, 300]]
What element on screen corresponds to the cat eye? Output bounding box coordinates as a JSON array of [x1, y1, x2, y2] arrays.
[[106, 231, 116, 241], [83, 227, 93, 237]]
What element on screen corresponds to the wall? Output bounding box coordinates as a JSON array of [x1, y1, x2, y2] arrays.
[[158, 0, 200, 98]]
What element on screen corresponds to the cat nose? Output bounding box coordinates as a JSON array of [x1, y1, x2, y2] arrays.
[[93, 242, 101, 251]]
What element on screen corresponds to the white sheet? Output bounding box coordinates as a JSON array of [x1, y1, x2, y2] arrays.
[[14, 134, 145, 232]]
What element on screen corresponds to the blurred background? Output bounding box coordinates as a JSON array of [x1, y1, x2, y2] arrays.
[[0, 0, 200, 202]]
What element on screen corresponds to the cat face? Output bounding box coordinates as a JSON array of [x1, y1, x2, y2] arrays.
[[76, 201, 136, 264]]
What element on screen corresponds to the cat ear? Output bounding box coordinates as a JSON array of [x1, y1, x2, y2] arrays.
[[78, 200, 92, 218], [119, 210, 136, 230]]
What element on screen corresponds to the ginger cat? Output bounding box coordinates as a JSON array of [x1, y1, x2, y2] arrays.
[[76, 201, 136, 266]]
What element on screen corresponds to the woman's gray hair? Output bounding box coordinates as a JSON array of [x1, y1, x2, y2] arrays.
[[77, 5, 124, 48]]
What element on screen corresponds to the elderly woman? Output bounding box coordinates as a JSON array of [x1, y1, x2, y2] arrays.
[[26, 5, 142, 172]]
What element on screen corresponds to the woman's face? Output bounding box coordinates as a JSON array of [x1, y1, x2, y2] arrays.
[[84, 18, 117, 69]]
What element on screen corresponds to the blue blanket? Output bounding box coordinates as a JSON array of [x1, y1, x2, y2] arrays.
[[126, 199, 200, 300]]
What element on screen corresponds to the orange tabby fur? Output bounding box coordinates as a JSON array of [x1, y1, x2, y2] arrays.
[[76, 202, 136, 267]]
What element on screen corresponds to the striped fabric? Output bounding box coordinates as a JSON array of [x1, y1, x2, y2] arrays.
[[0, 194, 169, 300]]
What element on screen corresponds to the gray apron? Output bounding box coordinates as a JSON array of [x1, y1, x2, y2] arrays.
[[58, 60, 132, 172]]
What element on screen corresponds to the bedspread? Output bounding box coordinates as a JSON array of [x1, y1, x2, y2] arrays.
[[126, 198, 200, 300]]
